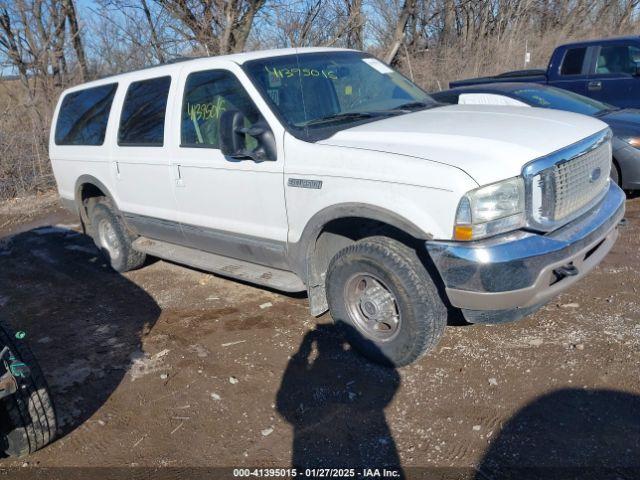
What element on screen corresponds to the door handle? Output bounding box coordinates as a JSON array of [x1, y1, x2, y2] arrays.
[[588, 81, 602, 91], [174, 164, 185, 187]]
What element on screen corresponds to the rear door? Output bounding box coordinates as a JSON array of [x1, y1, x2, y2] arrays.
[[548, 46, 591, 96], [111, 75, 184, 244], [587, 41, 640, 108]]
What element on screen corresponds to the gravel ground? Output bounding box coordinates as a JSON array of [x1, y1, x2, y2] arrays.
[[0, 195, 638, 479]]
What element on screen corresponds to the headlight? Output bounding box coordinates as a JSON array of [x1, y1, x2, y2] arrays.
[[622, 136, 640, 149], [454, 176, 525, 241]]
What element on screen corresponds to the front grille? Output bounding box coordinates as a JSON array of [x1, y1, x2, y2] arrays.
[[524, 130, 612, 231], [551, 141, 611, 221]]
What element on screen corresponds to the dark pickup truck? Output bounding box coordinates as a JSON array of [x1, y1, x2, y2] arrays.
[[450, 36, 640, 109]]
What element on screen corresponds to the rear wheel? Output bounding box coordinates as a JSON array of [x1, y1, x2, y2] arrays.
[[0, 322, 56, 457], [89, 199, 145, 272], [326, 236, 447, 367]]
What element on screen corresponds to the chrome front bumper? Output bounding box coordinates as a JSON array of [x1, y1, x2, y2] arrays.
[[426, 182, 626, 323]]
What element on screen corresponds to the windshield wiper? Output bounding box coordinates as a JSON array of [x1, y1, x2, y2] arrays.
[[299, 103, 435, 128], [300, 111, 382, 127], [387, 101, 434, 112]]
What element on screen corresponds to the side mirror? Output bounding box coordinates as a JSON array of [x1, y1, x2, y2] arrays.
[[219, 110, 276, 162]]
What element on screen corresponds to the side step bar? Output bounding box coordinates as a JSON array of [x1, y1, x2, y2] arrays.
[[132, 237, 306, 293]]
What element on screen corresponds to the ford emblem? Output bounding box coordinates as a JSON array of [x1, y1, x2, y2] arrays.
[[590, 167, 602, 183]]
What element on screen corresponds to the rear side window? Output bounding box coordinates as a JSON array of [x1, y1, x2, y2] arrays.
[[560, 47, 587, 75], [55, 84, 117, 146], [118, 76, 171, 146]]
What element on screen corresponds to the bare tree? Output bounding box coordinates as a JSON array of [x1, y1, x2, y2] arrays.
[[153, 0, 266, 54], [344, 0, 364, 49], [384, 0, 417, 64], [63, 0, 88, 81], [141, 0, 166, 63]]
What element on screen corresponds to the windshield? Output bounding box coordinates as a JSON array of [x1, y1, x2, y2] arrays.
[[243, 51, 436, 141], [511, 86, 616, 116]]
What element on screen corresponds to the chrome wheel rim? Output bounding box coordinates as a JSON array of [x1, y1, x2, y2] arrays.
[[97, 219, 121, 260], [344, 273, 401, 342]]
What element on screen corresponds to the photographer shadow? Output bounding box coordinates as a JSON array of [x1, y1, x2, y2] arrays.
[[0, 225, 160, 440], [276, 323, 403, 472], [477, 388, 640, 479]]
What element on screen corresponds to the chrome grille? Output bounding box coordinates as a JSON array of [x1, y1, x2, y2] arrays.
[[524, 130, 612, 231], [551, 141, 611, 221]]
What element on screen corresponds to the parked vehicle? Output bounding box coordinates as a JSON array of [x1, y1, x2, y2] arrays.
[[0, 321, 56, 456], [50, 48, 625, 366], [431, 82, 640, 190], [450, 36, 640, 109]]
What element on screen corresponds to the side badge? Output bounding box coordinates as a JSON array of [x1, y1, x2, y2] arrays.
[[288, 178, 323, 189]]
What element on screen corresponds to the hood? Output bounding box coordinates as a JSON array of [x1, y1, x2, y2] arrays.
[[600, 108, 640, 137], [319, 104, 608, 185]]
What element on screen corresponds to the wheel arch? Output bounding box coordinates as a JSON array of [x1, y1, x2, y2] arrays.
[[290, 203, 433, 316], [74, 175, 118, 229]]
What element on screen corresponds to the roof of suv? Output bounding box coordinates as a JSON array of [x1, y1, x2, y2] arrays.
[[68, 47, 355, 92]]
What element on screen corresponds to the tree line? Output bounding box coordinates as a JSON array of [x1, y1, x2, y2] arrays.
[[0, 0, 638, 200]]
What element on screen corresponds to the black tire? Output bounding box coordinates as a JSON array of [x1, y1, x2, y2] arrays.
[[611, 160, 621, 186], [326, 236, 447, 367], [0, 322, 56, 457], [89, 199, 146, 272]]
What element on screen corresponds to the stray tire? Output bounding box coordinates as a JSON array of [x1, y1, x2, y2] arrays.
[[0, 322, 56, 457], [326, 236, 447, 367], [89, 199, 146, 272]]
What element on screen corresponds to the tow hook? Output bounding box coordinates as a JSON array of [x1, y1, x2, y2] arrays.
[[0, 345, 30, 401]]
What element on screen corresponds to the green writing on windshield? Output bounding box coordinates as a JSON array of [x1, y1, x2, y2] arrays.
[[265, 66, 338, 81]]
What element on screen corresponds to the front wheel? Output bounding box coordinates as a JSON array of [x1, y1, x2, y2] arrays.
[[326, 236, 447, 367]]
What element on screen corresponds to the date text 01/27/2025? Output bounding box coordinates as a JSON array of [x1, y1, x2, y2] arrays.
[[232, 468, 402, 478]]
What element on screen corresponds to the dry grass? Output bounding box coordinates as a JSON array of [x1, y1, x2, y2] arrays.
[[0, 78, 55, 201]]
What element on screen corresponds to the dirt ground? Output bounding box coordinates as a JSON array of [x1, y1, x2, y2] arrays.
[[0, 193, 638, 479]]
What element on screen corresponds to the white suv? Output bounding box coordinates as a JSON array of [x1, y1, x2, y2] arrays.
[[49, 48, 625, 366]]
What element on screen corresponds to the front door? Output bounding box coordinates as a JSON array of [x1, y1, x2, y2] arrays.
[[168, 64, 289, 269], [548, 45, 590, 96], [587, 42, 640, 109]]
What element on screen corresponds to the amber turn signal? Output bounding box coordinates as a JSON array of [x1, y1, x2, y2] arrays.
[[454, 225, 473, 241]]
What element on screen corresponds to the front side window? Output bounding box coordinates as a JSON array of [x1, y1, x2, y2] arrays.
[[596, 45, 640, 75], [55, 83, 117, 145], [560, 47, 587, 75], [181, 70, 260, 149], [118, 76, 171, 146], [244, 52, 436, 141]]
